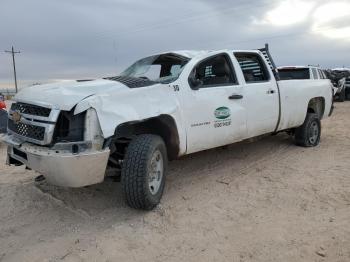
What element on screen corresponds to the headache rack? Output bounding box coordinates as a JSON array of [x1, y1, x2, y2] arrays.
[[257, 43, 280, 80]]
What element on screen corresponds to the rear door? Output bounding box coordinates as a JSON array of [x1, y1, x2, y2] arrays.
[[234, 52, 279, 138]]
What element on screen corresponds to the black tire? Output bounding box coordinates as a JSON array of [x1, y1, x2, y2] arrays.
[[295, 113, 321, 147], [338, 88, 346, 102], [121, 134, 167, 210]]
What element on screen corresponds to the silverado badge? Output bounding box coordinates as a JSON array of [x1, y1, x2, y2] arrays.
[[12, 111, 22, 124]]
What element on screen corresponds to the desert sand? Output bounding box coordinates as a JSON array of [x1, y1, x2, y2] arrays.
[[0, 102, 349, 262]]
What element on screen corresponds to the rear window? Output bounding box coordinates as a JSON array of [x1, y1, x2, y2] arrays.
[[278, 68, 310, 80], [234, 53, 270, 83]]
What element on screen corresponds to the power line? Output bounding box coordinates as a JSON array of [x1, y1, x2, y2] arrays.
[[5, 46, 21, 93]]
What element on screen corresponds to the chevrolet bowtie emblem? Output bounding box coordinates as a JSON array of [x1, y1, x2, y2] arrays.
[[12, 111, 22, 124]]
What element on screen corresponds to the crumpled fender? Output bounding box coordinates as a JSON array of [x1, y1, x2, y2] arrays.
[[74, 84, 180, 139]]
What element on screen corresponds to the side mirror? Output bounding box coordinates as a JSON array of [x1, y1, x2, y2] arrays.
[[189, 76, 202, 90]]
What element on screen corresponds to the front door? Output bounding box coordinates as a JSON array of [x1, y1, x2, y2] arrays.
[[181, 53, 247, 154]]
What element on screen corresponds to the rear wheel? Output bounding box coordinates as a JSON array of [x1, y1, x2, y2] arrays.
[[121, 134, 167, 210], [295, 113, 321, 147]]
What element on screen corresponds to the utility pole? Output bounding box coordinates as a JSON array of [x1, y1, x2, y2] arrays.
[[5, 46, 21, 93]]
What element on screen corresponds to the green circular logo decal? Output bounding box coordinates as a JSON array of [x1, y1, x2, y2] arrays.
[[214, 107, 231, 119]]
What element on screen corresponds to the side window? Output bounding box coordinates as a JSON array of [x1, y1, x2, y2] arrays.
[[235, 53, 270, 83], [312, 68, 319, 79], [190, 54, 237, 88]]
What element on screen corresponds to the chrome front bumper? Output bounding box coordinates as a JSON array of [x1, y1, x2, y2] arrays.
[[3, 134, 110, 187]]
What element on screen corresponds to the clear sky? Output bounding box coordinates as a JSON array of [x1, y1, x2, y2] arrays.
[[0, 0, 349, 90]]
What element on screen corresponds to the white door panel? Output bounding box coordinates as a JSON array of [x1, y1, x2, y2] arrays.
[[234, 52, 280, 138], [183, 85, 246, 154], [243, 81, 279, 137]]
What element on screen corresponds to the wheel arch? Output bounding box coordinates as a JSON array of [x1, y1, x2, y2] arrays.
[[307, 97, 325, 119], [114, 114, 180, 160]]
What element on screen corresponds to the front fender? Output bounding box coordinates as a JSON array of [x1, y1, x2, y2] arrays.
[[73, 85, 186, 155]]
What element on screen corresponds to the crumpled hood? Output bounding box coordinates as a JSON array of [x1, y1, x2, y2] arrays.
[[14, 79, 129, 111], [13, 78, 180, 139]]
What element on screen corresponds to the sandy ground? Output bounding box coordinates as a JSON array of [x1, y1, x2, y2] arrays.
[[0, 103, 349, 262]]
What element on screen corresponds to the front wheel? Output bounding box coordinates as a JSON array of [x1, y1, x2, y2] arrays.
[[295, 113, 321, 147], [121, 134, 167, 210]]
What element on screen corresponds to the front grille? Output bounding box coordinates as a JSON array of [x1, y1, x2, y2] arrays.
[[8, 119, 45, 141], [11, 102, 51, 117]]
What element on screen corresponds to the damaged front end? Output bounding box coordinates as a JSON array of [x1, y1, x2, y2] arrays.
[[4, 101, 109, 187]]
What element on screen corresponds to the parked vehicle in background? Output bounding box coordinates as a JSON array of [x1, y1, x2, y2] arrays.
[[278, 65, 337, 94], [0, 93, 7, 133], [326, 68, 350, 102], [337, 77, 347, 101], [0, 93, 6, 110], [334, 68, 350, 100], [0, 110, 7, 133], [278, 65, 327, 81], [2, 46, 333, 210], [346, 77, 350, 100]]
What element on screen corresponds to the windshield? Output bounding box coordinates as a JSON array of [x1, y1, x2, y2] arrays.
[[120, 53, 190, 84], [278, 68, 310, 80]]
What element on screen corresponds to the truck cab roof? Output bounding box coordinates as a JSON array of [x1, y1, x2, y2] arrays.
[[157, 49, 263, 59], [278, 65, 321, 70]]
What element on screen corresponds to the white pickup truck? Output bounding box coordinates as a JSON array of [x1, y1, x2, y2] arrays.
[[3, 47, 333, 209]]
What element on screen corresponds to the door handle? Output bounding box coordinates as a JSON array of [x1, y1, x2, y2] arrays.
[[267, 89, 275, 94], [229, 94, 243, 100]]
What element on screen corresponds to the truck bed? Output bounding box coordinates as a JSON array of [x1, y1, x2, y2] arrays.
[[277, 79, 333, 131]]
